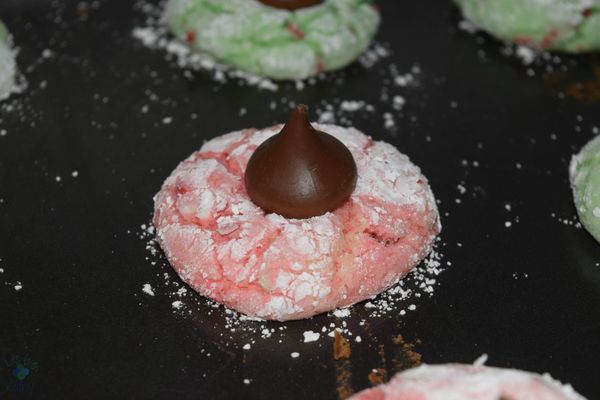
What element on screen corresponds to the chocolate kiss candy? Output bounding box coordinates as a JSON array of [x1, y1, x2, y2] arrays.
[[244, 104, 357, 219], [258, 0, 324, 11]]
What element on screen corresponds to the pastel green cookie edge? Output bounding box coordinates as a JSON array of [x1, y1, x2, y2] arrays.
[[0, 20, 17, 101], [570, 135, 600, 243]]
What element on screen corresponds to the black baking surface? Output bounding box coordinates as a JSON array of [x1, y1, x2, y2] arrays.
[[1, 0, 600, 399]]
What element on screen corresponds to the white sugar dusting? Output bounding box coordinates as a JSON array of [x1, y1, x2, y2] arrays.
[[142, 283, 155, 296], [332, 308, 351, 318], [171, 300, 183, 309], [303, 331, 320, 343], [457, 17, 578, 76]]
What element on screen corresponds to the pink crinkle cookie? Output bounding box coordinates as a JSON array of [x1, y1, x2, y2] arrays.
[[153, 124, 440, 321], [349, 362, 586, 400]]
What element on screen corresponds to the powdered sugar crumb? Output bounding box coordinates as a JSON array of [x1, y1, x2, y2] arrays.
[[171, 300, 182, 309], [303, 331, 320, 343], [332, 308, 351, 318], [142, 283, 155, 296]]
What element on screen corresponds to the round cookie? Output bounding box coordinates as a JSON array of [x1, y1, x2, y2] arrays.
[[164, 0, 380, 80], [570, 135, 600, 242], [153, 124, 440, 321], [0, 21, 17, 101], [455, 0, 600, 53], [350, 362, 586, 400]]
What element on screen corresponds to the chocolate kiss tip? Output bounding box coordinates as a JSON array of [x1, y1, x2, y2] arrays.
[[258, 0, 324, 11], [244, 104, 358, 219]]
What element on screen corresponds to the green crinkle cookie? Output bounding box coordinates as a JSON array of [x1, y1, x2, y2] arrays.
[[570, 135, 600, 242], [164, 0, 380, 79], [0, 21, 17, 101], [455, 0, 600, 53]]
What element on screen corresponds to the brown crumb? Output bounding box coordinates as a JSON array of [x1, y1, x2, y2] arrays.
[[334, 330, 352, 360], [548, 65, 600, 102], [368, 368, 388, 386], [391, 335, 422, 370], [333, 331, 353, 399], [75, 2, 90, 18]]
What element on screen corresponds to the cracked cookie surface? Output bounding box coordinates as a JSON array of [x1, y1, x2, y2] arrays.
[[164, 0, 380, 79], [153, 124, 440, 321], [455, 0, 600, 52]]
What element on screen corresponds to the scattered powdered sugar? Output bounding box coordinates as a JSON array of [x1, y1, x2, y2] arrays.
[[515, 46, 537, 65], [307, 62, 422, 134], [303, 331, 320, 343], [512, 272, 529, 280], [361, 243, 445, 318], [550, 212, 582, 228], [332, 308, 351, 318], [339, 100, 369, 112], [457, 19, 477, 34], [130, 12, 278, 91], [171, 300, 183, 309], [142, 283, 155, 296], [290, 352, 300, 358], [138, 222, 447, 348], [0, 260, 24, 292], [456, 18, 579, 77], [2, 279, 23, 292], [132, 22, 276, 89]]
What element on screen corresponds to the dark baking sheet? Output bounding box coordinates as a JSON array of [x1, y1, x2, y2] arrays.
[[1, 0, 600, 399]]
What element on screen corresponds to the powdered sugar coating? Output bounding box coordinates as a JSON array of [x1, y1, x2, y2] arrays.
[[350, 363, 586, 400], [153, 124, 440, 321]]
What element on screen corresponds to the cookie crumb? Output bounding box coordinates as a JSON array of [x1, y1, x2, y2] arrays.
[[303, 331, 320, 343], [171, 300, 183, 309], [142, 283, 155, 296]]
